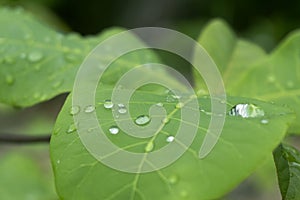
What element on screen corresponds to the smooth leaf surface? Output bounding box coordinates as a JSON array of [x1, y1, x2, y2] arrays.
[[51, 86, 294, 200], [0, 7, 167, 107], [193, 19, 300, 133], [274, 144, 300, 200]]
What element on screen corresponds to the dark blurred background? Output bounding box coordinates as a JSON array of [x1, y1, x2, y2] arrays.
[[1, 0, 300, 52]]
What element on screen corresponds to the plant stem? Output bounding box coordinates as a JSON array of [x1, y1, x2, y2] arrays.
[[0, 133, 50, 144]]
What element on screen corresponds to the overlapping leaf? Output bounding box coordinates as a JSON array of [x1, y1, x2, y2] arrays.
[[50, 86, 294, 200], [193, 19, 300, 133]]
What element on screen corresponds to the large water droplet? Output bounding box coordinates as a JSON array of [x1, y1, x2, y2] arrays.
[[135, 115, 151, 125], [109, 126, 119, 135], [117, 103, 127, 114], [70, 105, 80, 115], [229, 104, 264, 118], [175, 102, 184, 109], [166, 136, 175, 143], [84, 105, 95, 113], [5, 74, 14, 85], [103, 100, 114, 109], [28, 51, 43, 62], [145, 141, 154, 152], [67, 123, 77, 134]]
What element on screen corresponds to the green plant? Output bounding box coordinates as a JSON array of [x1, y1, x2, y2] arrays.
[[0, 7, 299, 200]]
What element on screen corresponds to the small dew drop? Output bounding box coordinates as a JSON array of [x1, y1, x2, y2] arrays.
[[156, 102, 163, 107], [70, 105, 80, 115], [66, 123, 77, 134], [103, 100, 114, 109], [175, 102, 184, 109], [162, 117, 170, 124], [109, 126, 119, 135], [135, 115, 151, 125], [5, 74, 14, 85], [260, 119, 269, 124], [229, 104, 264, 118], [168, 174, 178, 184], [267, 75, 276, 83], [28, 51, 43, 62], [166, 136, 175, 143], [117, 103, 127, 114], [84, 105, 95, 113], [145, 141, 154, 152]]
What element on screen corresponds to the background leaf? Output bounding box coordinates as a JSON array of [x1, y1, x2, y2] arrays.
[[273, 144, 300, 200], [51, 85, 294, 200], [193, 19, 300, 134]]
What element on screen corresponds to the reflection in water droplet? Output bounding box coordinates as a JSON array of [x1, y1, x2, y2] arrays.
[[135, 115, 151, 125], [70, 105, 80, 115], [145, 141, 154, 152], [109, 126, 119, 135], [156, 102, 163, 107], [166, 136, 175, 143], [117, 103, 127, 114], [260, 119, 269, 124], [229, 104, 264, 118], [28, 51, 43, 62], [84, 105, 95, 113], [5, 75, 14, 85], [168, 174, 178, 184], [176, 102, 184, 109], [103, 100, 114, 109], [67, 123, 77, 134]]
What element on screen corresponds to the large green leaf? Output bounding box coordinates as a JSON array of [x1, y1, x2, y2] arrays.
[[0, 7, 167, 107], [273, 144, 300, 200], [50, 86, 294, 200], [193, 19, 300, 133], [193, 19, 267, 92]]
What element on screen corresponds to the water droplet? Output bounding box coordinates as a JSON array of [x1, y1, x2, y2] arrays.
[[5, 74, 14, 85], [168, 174, 178, 184], [70, 105, 80, 115], [260, 119, 269, 124], [109, 126, 119, 135], [229, 104, 264, 118], [135, 115, 151, 125], [162, 117, 170, 124], [172, 94, 181, 99], [267, 75, 275, 83], [166, 95, 176, 102], [103, 100, 114, 109], [156, 102, 163, 107], [145, 141, 154, 152], [52, 80, 63, 89], [175, 102, 184, 109], [84, 105, 95, 113], [67, 123, 77, 134], [28, 51, 43, 62], [166, 136, 175, 143], [117, 103, 127, 114]]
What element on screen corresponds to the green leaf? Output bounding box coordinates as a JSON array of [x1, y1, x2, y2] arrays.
[[50, 87, 294, 200], [0, 7, 168, 107], [230, 31, 300, 133], [0, 152, 57, 200], [193, 19, 267, 92], [193, 19, 300, 133], [273, 144, 300, 200]]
